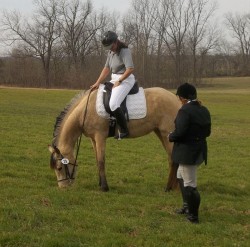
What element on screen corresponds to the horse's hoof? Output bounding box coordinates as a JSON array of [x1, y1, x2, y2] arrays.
[[165, 186, 172, 192], [101, 186, 109, 192]]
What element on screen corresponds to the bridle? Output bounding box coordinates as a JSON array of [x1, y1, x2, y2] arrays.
[[52, 88, 94, 184], [55, 152, 78, 183]]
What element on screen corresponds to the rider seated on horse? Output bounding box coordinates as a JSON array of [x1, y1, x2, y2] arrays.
[[90, 31, 136, 139]]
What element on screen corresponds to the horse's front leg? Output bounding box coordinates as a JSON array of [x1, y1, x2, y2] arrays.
[[91, 136, 109, 192]]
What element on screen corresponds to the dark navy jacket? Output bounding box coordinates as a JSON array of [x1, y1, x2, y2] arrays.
[[169, 100, 211, 165]]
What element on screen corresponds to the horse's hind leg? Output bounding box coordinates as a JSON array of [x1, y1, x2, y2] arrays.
[[91, 136, 109, 192], [154, 129, 178, 191], [165, 156, 178, 191]]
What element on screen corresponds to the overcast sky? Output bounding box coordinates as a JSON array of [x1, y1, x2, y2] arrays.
[[0, 0, 250, 55], [0, 0, 249, 16], [0, 0, 131, 14]]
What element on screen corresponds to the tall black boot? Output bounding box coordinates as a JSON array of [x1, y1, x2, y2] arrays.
[[175, 179, 189, 215], [112, 107, 129, 139], [185, 186, 200, 224]]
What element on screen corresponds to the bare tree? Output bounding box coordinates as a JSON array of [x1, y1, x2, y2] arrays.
[[187, 0, 217, 84], [123, 0, 158, 85], [2, 0, 61, 87], [153, 0, 171, 86], [215, 38, 236, 76], [157, 0, 192, 85], [225, 12, 250, 75], [59, 0, 93, 67]]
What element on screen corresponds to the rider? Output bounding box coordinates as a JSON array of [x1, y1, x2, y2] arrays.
[[90, 31, 135, 139]]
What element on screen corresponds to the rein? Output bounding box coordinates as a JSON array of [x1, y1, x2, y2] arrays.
[[74, 88, 93, 165], [57, 88, 94, 183]]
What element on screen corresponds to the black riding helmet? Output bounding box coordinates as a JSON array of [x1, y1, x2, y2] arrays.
[[102, 31, 118, 48], [176, 83, 197, 100]]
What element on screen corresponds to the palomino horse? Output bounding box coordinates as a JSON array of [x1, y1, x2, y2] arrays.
[[49, 87, 181, 191]]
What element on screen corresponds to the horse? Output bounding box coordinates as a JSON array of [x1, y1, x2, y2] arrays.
[[48, 87, 181, 192]]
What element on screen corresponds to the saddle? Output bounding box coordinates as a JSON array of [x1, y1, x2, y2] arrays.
[[103, 81, 139, 118], [102, 81, 139, 137]]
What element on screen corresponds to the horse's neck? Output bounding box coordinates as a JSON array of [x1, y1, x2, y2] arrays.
[[58, 108, 82, 155]]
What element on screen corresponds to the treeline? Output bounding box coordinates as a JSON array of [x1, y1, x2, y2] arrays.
[[0, 0, 250, 89]]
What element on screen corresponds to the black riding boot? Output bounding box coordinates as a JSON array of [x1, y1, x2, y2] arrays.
[[175, 179, 189, 215], [112, 107, 129, 139], [185, 186, 200, 223]]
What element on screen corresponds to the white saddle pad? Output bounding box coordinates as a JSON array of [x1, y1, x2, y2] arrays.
[[96, 84, 147, 119]]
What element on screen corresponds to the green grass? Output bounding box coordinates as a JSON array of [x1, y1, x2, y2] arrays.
[[0, 78, 250, 247]]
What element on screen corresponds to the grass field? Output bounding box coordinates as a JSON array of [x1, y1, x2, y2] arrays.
[[0, 78, 250, 247]]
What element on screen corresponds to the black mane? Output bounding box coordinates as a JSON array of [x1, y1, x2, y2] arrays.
[[52, 90, 87, 146]]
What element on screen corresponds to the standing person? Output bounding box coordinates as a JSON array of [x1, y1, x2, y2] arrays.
[[168, 83, 211, 223], [90, 31, 135, 139]]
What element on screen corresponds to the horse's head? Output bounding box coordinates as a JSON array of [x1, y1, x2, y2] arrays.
[[48, 145, 78, 188]]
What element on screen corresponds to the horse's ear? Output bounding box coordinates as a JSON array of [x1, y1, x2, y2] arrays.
[[48, 145, 55, 154]]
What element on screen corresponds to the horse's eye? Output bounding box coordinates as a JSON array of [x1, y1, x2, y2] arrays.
[[57, 167, 62, 171]]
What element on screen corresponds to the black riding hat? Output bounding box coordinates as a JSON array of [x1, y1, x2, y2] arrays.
[[102, 31, 118, 47], [176, 83, 197, 100]]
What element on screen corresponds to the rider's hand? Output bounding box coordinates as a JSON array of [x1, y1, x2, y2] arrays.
[[113, 81, 121, 88], [90, 82, 100, 90]]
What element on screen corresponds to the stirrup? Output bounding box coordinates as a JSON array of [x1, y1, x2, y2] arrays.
[[114, 130, 129, 140]]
